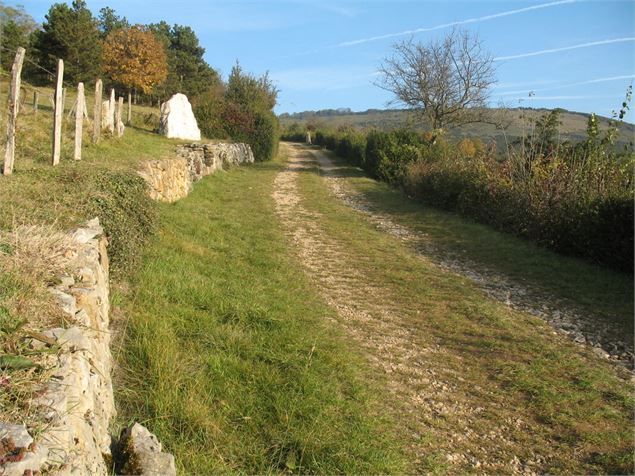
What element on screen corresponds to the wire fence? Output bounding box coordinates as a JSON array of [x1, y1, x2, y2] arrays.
[[0, 46, 132, 175]]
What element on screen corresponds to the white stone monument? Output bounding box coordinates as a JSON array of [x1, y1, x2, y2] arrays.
[[159, 93, 201, 141]]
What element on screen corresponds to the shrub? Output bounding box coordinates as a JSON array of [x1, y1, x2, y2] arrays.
[[90, 171, 156, 276], [281, 122, 308, 142], [311, 104, 634, 273], [365, 129, 423, 183], [193, 84, 229, 140], [193, 64, 280, 161]]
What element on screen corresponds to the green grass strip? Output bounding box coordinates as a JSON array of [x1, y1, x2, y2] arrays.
[[114, 158, 409, 474]]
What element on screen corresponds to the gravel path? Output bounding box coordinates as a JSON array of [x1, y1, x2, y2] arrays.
[[274, 143, 559, 474], [307, 147, 633, 368]]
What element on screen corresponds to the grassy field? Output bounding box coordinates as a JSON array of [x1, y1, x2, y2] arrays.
[[280, 107, 635, 147], [113, 154, 409, 474], [0, 79, 176, 231]]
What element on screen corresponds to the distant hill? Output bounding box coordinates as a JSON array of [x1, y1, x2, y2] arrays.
[[279, 107, 635, 148]]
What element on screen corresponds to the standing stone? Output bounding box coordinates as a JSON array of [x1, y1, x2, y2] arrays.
[[115, 97, 124, 137], [158, 93, 201, 141], [101, 100, 114, 133], [101, 89, 115, 134]]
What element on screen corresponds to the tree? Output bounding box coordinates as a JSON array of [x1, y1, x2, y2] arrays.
[[147, 22, 219, 98], [0, 2, 38, 71], [98, 6, 129, 38], [221, 64, 279, 161], [195, 63, 280, 161], [226, 62, 277, 111], [102, 26, 168, 94], [32, 0, 101, 83], [377, 28, 496, 131]]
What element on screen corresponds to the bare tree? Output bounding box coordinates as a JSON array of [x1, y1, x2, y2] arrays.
[[377, 29, 497, 131]]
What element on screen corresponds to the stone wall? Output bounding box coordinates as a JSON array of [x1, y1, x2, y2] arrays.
[[1, 219, 113, 475], [138, 142, 254, 202], [0, 224, 174, 476], [1, 142, 253, 475]]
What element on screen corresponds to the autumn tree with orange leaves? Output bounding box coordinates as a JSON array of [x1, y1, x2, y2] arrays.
[[102, 26, 168, 94]]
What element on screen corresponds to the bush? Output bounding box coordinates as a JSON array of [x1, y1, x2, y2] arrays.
[[90, 171, 157, 276], [193, 84, 229, 140], [280, 122, 308, 142], [312, 111, 634, 273], [193, 64, 280, 161], [365, 129, 423, 183], [404, 144, 634, 273]]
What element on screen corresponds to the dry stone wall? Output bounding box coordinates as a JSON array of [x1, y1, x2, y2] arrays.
[[138, 142, 254, 202], [1, 142, 254, 475], [1, 219, 113, 475], [0, 219, 174, 476]]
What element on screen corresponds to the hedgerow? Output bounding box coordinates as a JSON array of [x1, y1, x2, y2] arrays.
[[287, 102, 634, 273]]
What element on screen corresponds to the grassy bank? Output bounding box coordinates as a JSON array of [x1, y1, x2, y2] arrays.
[[291, 145, 634, 474], [113, 155, 408, 473], [301, 120, 634, 273], [0, 79, 175, 427]]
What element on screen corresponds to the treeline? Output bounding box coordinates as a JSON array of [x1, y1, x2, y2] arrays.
[[283, 103, 634, 273], [0, 1, 279, 160]]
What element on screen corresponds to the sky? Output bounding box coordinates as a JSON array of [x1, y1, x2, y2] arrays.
[[15, 0, 635, 118]]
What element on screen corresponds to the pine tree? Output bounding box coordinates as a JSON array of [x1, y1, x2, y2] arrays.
[[147, 22, 220, 99], [32, 0, 101, 83], [98, 7, 129, 38], [0, 2, 38, 71]]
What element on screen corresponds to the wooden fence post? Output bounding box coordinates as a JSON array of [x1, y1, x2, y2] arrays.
[[127, 91, 132, 125], [74, 82, 84, 161], [116, 96, 124, 137], [107, 88, 115, 134], [61, 87, 66, 112], [52, 59, 64, 166], [2, 47, 26, 176], [33, 90, 38, 115], [93, 79, 102, 143]]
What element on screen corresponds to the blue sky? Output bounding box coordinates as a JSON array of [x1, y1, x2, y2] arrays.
[[17, 0, 635, 118]]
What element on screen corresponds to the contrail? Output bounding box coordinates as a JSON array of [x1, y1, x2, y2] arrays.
[[338, 0, 577, 47], [497, 75, 635, 96], [500, 95, 613, 101], [494, 38, 635, 61]]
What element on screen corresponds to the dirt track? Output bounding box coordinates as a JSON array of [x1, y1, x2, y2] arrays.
[[273, 143, 554, 474]]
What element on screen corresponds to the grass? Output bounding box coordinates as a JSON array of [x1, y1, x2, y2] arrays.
[[0, 84, 178, 231], [0, 225, 72, 427], [290, 145, 634, 474], [0, 77, 178, 428], [113, 154, 409, 473], [321, 149, 634, 341]]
